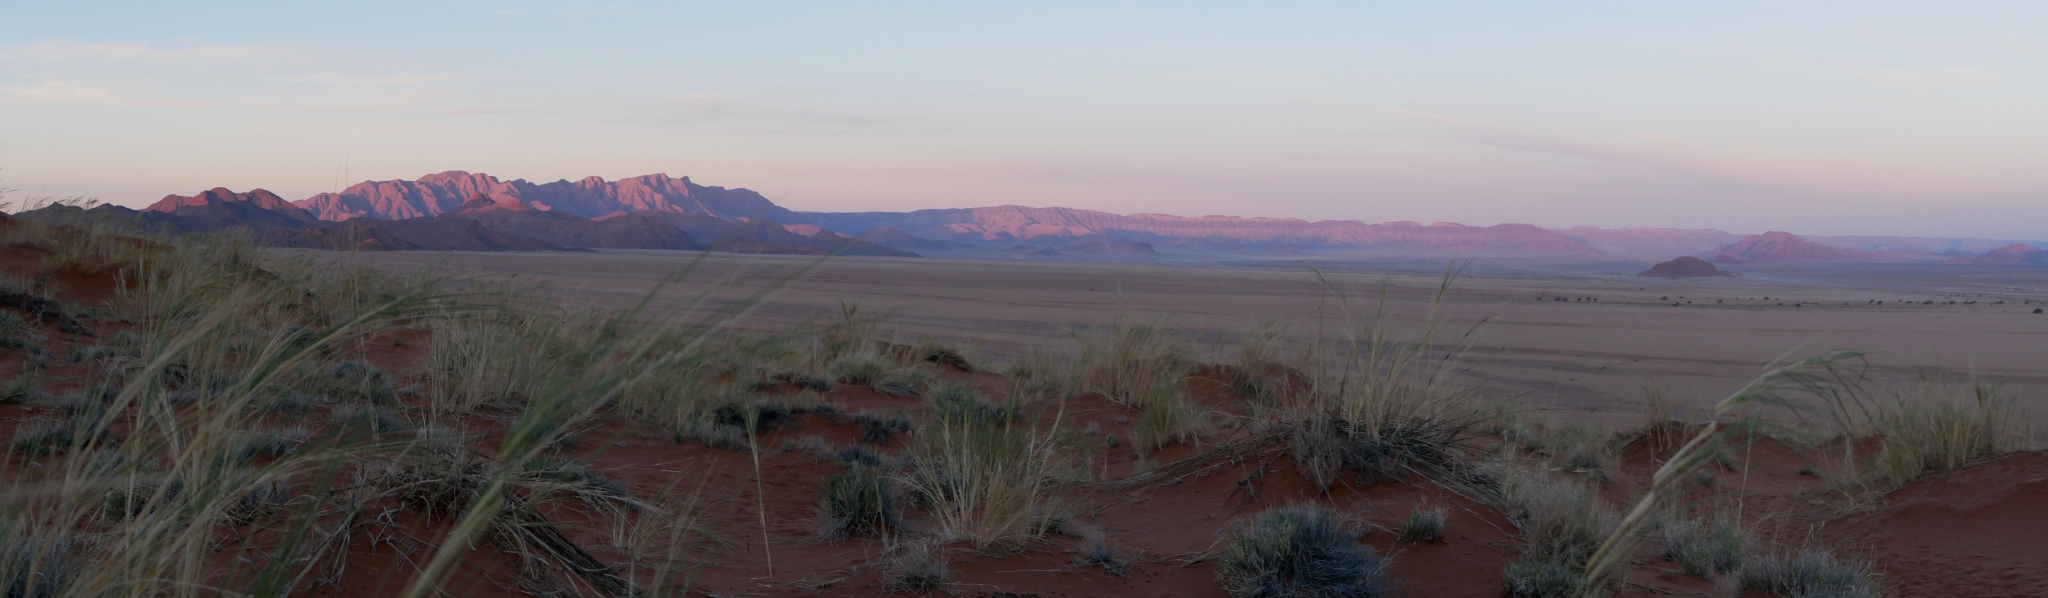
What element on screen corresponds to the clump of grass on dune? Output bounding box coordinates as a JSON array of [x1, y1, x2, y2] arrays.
[[1398, 504, 1448, 543], [1217, 503, 1389, 598], [1739, 549, 1882, 598], [903, 383, 1082, 549], [1861, 376, 2026, 487], [1073, 309, 1192, 407], [1659, 513, 1747, 579], [1281, 265, 1488, 492], [817, 464, 899, 540], [1499, 468, 1619, 598], [1070, 310, 1206, 453], [883, 539, 951, 592], [1231, 320, 1294, 404], [1003, 346, 1077, 398]]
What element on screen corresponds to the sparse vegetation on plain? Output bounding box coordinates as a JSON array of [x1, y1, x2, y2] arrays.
[[0, 210, 2030, 598]]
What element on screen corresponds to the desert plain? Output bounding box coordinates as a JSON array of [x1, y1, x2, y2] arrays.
[[316, 248, 2048, 430]]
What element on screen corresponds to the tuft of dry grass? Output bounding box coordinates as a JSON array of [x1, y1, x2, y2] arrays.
[[1217, 503, 1388, 598], [902, 388, 1080, 549]]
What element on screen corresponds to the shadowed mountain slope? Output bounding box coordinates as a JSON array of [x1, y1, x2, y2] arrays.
[[433, 196, 701, 250]]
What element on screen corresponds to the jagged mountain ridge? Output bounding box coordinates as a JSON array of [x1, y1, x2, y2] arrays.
[[34, 170, 2048, 261], [296, 171, 798, 223]]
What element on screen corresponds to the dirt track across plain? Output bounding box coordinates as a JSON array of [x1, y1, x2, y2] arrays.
[[295, 249, 2048, 428]]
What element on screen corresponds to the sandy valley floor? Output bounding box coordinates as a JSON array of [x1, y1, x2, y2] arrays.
[[296, 249, 2048, 429]]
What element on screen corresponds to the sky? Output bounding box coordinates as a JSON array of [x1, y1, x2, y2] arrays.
[[2, 1, 2044, 239]]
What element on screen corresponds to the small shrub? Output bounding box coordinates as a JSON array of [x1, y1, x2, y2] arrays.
[[234, 426, 310, 462], [884, 540, 950, 592], [818, 465, 899, 539], [1074, 528, 1134, 576], [324, 360, 397, 403], [781, 434, 838, 458], [1739, 550, 1881, 598], [330, 404, 407, 435], [773, 371, 834, 392], [1217, 504, 1388, 598], [0, 312, 36, 352], [713, 400, 793, 431], [1398, 505, 1447, 543], [828, 351, 893, 384], [673, 421, 747, 451], [836, 444, 897, 469], [1660, 515, 1746, 578], [261, 392, 320, 415], [0, 374, 44, 404], [0, 527, 73, 598], [912, 342, 975, 372], [225, 478, 295, 524], [1563, 452, 1609, 484], [1502, 558, 1586, 598], [872, 367, 936, 397], [853, 410, 913, 444], [10, 418, 75, 456], [66, 345, 115, 363]]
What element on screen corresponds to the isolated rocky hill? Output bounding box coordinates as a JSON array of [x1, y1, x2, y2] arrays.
[[1638, 256, 1736, 278]]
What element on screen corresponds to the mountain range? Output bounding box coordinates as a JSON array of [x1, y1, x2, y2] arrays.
[[16, 170, 2044, 263]]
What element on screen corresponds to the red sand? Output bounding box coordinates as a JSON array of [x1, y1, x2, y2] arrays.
[[3, 245, 2045, 597]]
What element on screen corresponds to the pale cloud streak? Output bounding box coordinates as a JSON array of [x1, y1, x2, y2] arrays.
[[1841, 65, 2003, 89]]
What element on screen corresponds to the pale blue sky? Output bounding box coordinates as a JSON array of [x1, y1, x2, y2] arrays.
[[2, 1, 2043, 238]]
